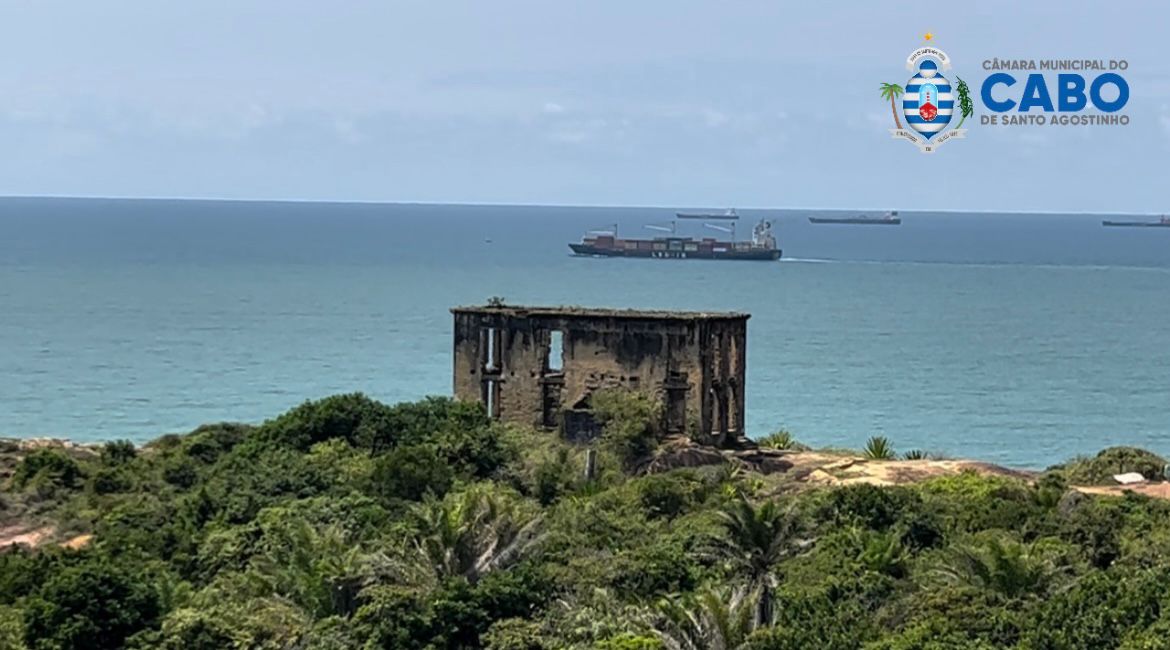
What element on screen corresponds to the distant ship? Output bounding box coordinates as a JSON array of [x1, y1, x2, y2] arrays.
[[570, 213, 780, 261], [1102, 215, 1170, 228], [675, 208, 741, 220], [809, 210, 901, 225]]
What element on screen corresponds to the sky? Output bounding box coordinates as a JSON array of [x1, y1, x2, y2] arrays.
[[1, 1, 1167, 212]]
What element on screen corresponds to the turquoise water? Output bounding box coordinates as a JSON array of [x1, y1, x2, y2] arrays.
[[2, 198, 1169, 467]]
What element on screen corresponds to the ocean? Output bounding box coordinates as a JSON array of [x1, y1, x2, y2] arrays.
[[2, 197, 1168, 467]]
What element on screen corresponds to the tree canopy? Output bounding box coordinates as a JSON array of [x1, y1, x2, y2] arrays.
[[2, 393, 1169, 649]]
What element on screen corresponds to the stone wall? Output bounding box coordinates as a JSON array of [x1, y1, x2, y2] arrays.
[[452, 306, 748, 446]]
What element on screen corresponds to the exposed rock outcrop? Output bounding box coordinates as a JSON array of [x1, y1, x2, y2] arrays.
[[638, 436, 1033, 488]]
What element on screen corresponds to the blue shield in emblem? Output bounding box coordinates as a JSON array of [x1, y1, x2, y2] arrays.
[[902, 59, 952, 139]]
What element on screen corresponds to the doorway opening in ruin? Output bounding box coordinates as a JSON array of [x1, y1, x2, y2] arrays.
[[718, 385, 730, 435], [665, 371, 688, 434], [728, 382, 738, 434], [709, 384, 729, 437], [540, 375, 564, 429], [563, 393, 602, 443]]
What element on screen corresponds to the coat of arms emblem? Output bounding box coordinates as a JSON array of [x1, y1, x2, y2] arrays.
[[882, 33, 973, 153]]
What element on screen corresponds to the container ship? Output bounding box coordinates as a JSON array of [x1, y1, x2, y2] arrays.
[[1102, 215, 1170, 228], [569, 210, 781, 261], [809, 210, 901, 225]]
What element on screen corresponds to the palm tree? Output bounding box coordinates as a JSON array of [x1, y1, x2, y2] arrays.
[[934, 537, 1059, 599], [246, 519, 386, 618], [955, 77, 974, 128], [851, 527, 909, 578], [653, 587, 753, 650], [713, 496, 803, 630], [392, 483, 544, 590], [880, 83, 905, 130], [547, 588, 655, 647]]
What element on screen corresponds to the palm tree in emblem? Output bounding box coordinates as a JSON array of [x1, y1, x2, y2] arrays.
[[955, 76, 974, 128], [880, 82, 905, 130]]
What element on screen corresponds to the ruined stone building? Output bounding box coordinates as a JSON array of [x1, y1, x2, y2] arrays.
[[451, 305, 748, 447]]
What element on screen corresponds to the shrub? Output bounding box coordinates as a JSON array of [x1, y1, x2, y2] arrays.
[[634, 471, 707, 520], [257, 393, 399, 450], [758, 430, 806, 451], [1018, 566, 1170, 648], [89, 466, 135, 495], [593, 389, 661, 469], [865, 619, 999, 650], [824, 484, 919, 530], [531, 447, 579, 506], [1048, 447, 1167, 486], [0, 605, 26, 650], [483, 618, 547, 650], [597, 635, 664, 650], [181, 423, 250, 464], [100, 440, 137, 466], [131, 607, 236, 650], [1058, 497, 1123, 569], [893, 586, 1021, 647], [161, 457, 199, 488], [1119, 618, 1170, 650], [903, 449, 927, 460], [427, 417, 513, 480], [23, 560, 162, 650], [10, 449, 84, 492], [370, 444, 455, 502], [743, 590, 872, 649], [258, 393, 489, 453], [202, 445, 333, 524], [607, 539, 700, 597], [918, 472, 1038, 533]]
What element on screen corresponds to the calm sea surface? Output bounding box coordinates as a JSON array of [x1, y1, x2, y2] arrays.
[[2, 198, 1169, 467]]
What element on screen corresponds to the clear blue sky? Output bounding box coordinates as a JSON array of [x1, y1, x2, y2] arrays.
[[1, 1, 1165, 211]]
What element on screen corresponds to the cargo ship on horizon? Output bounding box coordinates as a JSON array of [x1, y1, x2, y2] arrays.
[[570, 211, 781, 261], [1102, 215, 1170, 228], [809, 210, 901, 225]]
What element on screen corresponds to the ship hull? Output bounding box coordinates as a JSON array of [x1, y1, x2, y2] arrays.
[[809, 217, 901, 225], [1102, 221, 1170, 228], [570, 243, 780, 261]]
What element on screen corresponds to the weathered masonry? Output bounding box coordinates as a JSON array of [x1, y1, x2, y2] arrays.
[[451, 305, 748, 447]]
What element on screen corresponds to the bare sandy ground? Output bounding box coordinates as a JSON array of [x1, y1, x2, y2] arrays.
[[0, 525, 55, 549]]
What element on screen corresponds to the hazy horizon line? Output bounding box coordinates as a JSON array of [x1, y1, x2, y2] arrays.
[[0, 193, 1162, 218]]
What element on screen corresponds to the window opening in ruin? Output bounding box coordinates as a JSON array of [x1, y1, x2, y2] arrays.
[[549, 330, 564, 371], [485, 327, 499, 371]]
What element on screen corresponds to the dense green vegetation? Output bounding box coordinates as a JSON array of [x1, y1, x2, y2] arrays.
[[3, 393, 1170, 649]]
